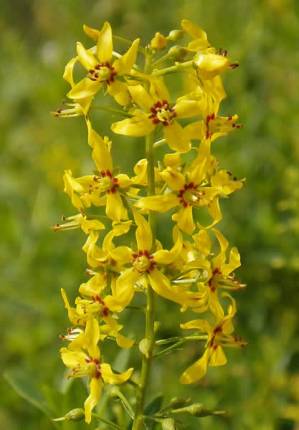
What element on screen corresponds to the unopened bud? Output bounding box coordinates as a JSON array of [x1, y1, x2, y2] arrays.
[[167, 46, 188, 62], [167, 29, 184, 42], [53, 408, 85, 422], [150, 32, 167, 50]]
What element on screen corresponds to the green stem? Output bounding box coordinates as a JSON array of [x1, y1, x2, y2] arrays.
[[132, 132, 156, 430], [92, 412, 122, 429], [152, 60, 193, 76], [91, 105, 131, 117]]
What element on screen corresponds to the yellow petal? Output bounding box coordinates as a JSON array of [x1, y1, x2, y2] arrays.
[[133, 158, 147, 185], [163, 152, 182, 168], [175, 99, 205, 119], [181, 19, 208, 42], [67, 77, 101, 100], [107, 80, 130, 106], [136, 194, 178, 213], [85, 318, 100, 358], [109, 246, 132, 264], [83, 24, 100, 41], [76, 41, 97, 70], [79, 273, 107, 297], [172, 206, 195, 235], [133, 210, 152, 251], [160, 167, 185, 191], [80, 218, 105, 234], [88, 124, 112, 171], [148, 268, 182, 303], [116, 173, 131, 189], [209, 291, 224, 320], [180, 319, 211, 333], [194, 53, 230, 79], [207, 198, 222, 227], [211, 170, 243, 195], [209, 345, 227, 367], [106, 192, 128, 222], [150, 77, 170, 101], [187, 155, 207, 185], [111, 115, 155, 137], [128, 85, 154, 111], [63, 170, 84, 210], [153, 227, 182, 264], [101, 363, 133, 384], [222, 247, 241, 276], [60, 348, 87, 369], [193, 229, 211, 256], [185, 121, 205, 141], [63, 57, 77, 86], [115, 334, 135, 349], [113, 38, 140, 75], [84, 378, 102, 423], [61, 288, 82, 325], [108, 268, 139, 311], [180, 350, 209, 384], [163, 122, 190, 153], [96, 21, 113, 63]]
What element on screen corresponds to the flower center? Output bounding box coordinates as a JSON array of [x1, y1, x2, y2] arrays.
[[208, 268, 221, 292], [85, 357, 102, 379], [149, 100, 176, 126], [94, 170, 119, 194], [177, 182, 205, 207], [88, 62, 117, 84], [205, 113, 241, 139], [132, 250, 155, 273]]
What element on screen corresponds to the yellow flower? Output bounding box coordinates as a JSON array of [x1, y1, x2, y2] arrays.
[[67, 22, 139, 106], [189, 229, 244, 317], [53, 57, 92, 117], [60, 318, 133, 423], [181, 19, 238, 79], [136, 150, 221, 234], [150, 32, 168, 50], [111, 79, 206, 152], [61, 272, 134, 348], [63, 126, 132, 222], [180, 295, 246, 384], [186, 113, 242, 143], [53, 213, 105, 234], [105, 210, 188, 311]]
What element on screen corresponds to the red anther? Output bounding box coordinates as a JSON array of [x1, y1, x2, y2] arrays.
[[102, 307, 109, 317]]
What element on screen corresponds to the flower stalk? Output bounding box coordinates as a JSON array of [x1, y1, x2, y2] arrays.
[[53, 19, 247, 428]]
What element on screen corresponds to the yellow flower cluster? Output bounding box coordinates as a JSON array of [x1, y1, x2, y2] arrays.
[[54, 20, 246, 424]]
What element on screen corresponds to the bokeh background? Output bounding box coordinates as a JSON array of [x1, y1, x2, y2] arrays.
[[1, 0, 299, 429]]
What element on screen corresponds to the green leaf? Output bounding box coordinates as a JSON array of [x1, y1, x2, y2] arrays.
[[144, 394, 164, 415], [4, 370, 59, 428]]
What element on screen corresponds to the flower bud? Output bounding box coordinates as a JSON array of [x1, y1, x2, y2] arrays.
[[53, 408, 85, 422], [167, 29, 184, 41], [167, 46, 188, 62], [150, 32, 167, 50]]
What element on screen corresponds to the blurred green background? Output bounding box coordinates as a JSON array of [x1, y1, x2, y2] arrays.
[[1, 0, 299, 429]]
